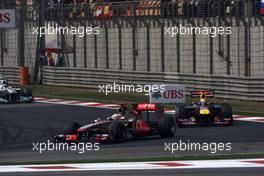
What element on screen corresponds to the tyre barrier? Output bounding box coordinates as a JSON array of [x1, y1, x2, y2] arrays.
[[20, 66, 30, 86]]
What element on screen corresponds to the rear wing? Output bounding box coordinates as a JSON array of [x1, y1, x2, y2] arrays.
[[119, 103, 162, 113], [134, 103, 158, 111], [191, 90, 214, 98]]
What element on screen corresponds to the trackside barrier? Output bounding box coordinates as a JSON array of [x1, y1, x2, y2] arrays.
[[42, 67, 264, 101], [20, 66, 30, 85], [0, 66, 20, 85]]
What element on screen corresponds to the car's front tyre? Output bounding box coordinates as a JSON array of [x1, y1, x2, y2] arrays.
[[108, 120, 124, 143], [221, 103, 233, 126], [157, 116, 176, 138]]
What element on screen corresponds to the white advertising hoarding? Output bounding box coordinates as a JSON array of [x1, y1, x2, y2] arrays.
[[0, 9, 16, 28], [149, 85, 186, 103]]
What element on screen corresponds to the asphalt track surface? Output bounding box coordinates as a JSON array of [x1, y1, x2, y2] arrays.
[[0, 102, 264, 175], [0, 102, 263, 164]]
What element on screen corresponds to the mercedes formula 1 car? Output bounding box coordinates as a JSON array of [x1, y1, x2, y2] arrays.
[[175, 90, 233, 127], [0, 76, 34, 103], [55, 103, 176, 143]]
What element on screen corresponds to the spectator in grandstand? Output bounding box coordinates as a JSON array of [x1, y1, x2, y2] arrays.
[[56, 52, 65, 67], [178, 0, 184, 16], [16, 0, 21, 6], [189, 0, 196, 17], [207, 0, 216, 17], [196, 0, 210, 17], [45, 0, 262, 18], [234, 0, 244, 16], [161, 0, 179, 17], [218, 0, 227, 16], [183, 0, 191, 17], [40, 51, 48, 66], [47, 52, 55, 67], [0, 0, 14, 7], [249, 0, 261, 16]]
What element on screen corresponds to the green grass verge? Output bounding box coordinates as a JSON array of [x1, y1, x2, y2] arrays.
[[1, 153, 264, 166], [28, 85, 264, 116]]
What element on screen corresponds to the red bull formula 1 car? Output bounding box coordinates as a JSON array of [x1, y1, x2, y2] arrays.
[[175, 90, 233, 127], [55, 103, 176, 143]]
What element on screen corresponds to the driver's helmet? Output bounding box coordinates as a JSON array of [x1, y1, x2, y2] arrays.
[[119, 104, 127, 115], [199, 98, 208, 106], [108, 113, 123, 120], [0, 79, 7, 86]]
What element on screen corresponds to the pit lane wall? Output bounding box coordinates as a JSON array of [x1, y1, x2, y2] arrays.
[[40, 66, 264, 101]]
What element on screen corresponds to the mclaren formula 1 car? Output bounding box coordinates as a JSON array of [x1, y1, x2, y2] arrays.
[[0, 76, 33, 103], [175, 90, 233, 127], [55, 103, 176, 143]]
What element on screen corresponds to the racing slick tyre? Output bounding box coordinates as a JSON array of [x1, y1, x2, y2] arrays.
[[157, 116, 176, 138], [108, 120, 124, 143], [221, 103, 233, 126], [62, 122, 81, 135], [21, 88, 33, 103], [175, 104, 187, 128], [21, 88, 33, 97], [131, 119, 139, 139], [0, 90, 9, 102]]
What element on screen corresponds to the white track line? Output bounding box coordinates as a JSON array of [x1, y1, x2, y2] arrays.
[[0, 159, 263, 173]]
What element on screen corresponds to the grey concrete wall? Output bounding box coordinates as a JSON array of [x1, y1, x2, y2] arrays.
[[41, 66, 264, 101]]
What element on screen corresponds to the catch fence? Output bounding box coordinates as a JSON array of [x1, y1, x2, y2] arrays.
[[0, 1, 263, 83]]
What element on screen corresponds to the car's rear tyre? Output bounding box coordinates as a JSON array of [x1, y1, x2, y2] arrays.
[[108, 120, 124, 143], [131, 119, 139, 139], [21, 88, 33, 97], [0, 90, 9, 101], [157, 116, 176, 138], [62, 122, 81, 135], [175, 104, 187, 128], [21, 88, 33, 103], [221, 103, 233, 126]]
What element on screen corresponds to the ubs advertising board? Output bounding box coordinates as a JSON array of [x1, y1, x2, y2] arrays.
[[0, 9, 16, 28], [149, 85, 186, 104]]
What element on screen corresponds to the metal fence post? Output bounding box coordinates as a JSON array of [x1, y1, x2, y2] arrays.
[[132, 25, 137, 71], [132, 0, 137, 71], [227, 34, 231, 75], [118, 25, 122, 70], [146, 24, 150, 72], [83, 23, 87, 68], [177, 28, 180, 73], [19, 0, 26, 66], [248, 26, 251, 77], [105, 24, 109, 69], [58, 4, 65, 66], [192, 31, 196, 74], [73, 33, 77, 67], [245, 25, 251, 77], [0, 29, 4, 66], [161, 24, 165, 72], [94, 34, 98, 68], [210, 35, 213, 74], [33, 0, 45, 83]]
